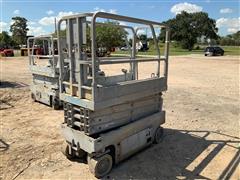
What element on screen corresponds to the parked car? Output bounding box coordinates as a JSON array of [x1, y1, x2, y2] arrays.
[[120, 46, 130, 51], [136, 41, 149, 52], [86, 47, 109, 57], [204, 46, 224, 56], [0, 48, 14, 57]]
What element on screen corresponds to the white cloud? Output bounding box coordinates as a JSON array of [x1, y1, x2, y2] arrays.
[[0, 21, 8, 32], [216, 17, 240, 34], [93, 7, 118, 14], [46, 10, 54, 15], [38, 11, 75, 26], [10, 20, 15, 25], [28, 21, 36, 25], [57, 11, 75, 18], [37, 9, 119, 34], [227, 28, 238, 33], [220, 8, 233, 14], [171, 2, 203, 15], [119, 21, 127, 26], [137, 29, 145, 35], [28, 26, 46, 36], [109, 9, 117, 14], [13, 9, 20, 15], [39, 16, 55, 26], [216, 18, 228, 27], [93, 7, 106, 13]]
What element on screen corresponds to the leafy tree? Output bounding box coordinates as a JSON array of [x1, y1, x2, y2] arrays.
[[219, 31, 240, 46], [10, 16, 29, 46], [0, 31, 12, 48], [138, 34, 147, 41], [230, 31, 240, 40], [128, 38, 133, 46], [53, 21, 127, 51], [159, 11, 218, 50], [95, 21, 127, 51], [53, 29, 66, 38]]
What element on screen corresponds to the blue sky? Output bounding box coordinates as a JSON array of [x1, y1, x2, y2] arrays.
[[1, 0, 239, 36]]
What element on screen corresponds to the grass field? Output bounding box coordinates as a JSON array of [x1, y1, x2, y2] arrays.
[[170, 45, 239, 56], [4, 44, 238, 58], [221, 46, 240, 56], [113, 44, 240, 56]]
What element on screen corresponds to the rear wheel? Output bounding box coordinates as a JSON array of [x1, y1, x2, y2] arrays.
[[154, 127, 164, 144], [31, 93, 36, 102], [88, 154, 113, 178], [52, 97, 60, 110]]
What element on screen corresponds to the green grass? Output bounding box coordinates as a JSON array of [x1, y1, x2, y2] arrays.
[[169, 45, 203, 56], [113, 44, 240, 56], [221, 46, 240, 56], [9, 44, 239, 58]]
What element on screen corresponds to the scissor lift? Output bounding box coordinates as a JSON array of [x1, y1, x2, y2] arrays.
[[28, 35, 63, 109], [58, 12, 170, 178]]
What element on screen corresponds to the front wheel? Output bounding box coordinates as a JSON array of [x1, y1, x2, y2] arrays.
[[88, 154, 113, 178], [61, 143, 75, 160]]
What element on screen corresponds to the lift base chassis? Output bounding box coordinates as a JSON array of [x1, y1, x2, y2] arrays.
[[30, 75, 61, 109], [61, 111, 165, 177]]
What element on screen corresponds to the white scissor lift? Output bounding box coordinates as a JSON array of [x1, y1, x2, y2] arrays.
[[28, 35, 63, 109], [58, 12, 170, 178]]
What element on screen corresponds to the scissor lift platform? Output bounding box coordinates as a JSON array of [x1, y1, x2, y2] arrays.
[[28, 35, 62, 109], [58, 12, 170, 177]]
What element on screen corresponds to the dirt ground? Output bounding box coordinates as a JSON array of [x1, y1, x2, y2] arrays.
[[0, 55, 239, 180]]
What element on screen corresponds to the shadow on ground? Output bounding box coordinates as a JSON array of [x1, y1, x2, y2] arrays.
[[0, 100, 14, 110], [0, 81, 28, 88], [105, 129, 240, 179], [0, 139, 9, 152]]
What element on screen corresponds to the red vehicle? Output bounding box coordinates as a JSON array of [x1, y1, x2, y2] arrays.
[[0, 48, 14, 57]]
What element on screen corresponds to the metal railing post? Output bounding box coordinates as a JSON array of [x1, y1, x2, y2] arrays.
[[67, 19, 74, 95], [150, 25, 161, 77], [164, 28, 170, 83], [57, 19, 64, 94], [91, 14, 98, 102]]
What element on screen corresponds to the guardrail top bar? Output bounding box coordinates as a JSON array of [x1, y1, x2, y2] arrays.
[[28, 35, 53, 40], [59, 12, 169, 29]]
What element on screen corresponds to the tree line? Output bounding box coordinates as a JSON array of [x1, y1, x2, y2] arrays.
[[0, 16, 29, 48], [218, 31, 240, 46], [159, 11, 239, 50], [0, 12, 239, 50]]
